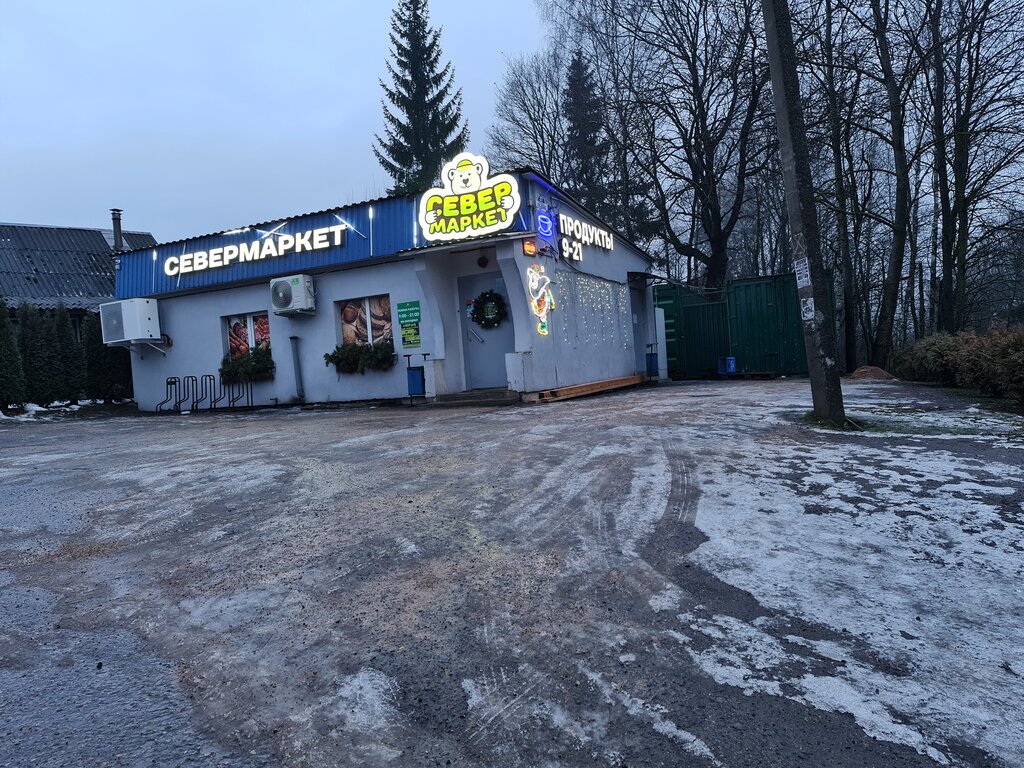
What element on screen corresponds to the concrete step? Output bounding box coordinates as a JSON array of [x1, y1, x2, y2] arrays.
[[436, 388, 520, 406]]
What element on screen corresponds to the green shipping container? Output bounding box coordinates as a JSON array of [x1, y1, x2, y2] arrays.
[[727, 274, 809, 376], [656, 274, 834, 379], [679, 302, 730, 377], [655, 284, 718, 379]]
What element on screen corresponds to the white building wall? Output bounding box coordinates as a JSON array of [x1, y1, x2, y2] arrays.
[[131, 260, 429, 411]]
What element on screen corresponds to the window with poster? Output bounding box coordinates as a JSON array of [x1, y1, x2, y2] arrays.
[[220, 312, 274, 383], [338, 295, 392, 346]]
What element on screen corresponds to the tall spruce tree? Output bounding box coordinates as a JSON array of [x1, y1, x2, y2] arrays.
[[374, 0, 469, 195], [562, 49, 609, 216], [54, 303, 85, 403], [16, 303, 60, 406], [0, 300, 25, 407]]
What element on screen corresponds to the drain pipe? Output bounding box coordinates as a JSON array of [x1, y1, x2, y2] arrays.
[[289, 335, 305, 401]]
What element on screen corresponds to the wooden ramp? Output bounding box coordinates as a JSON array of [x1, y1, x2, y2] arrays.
[[521, 374, 647, 404]]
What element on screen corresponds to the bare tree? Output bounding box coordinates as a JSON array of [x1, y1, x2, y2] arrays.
[[486, 48, 568, 181]]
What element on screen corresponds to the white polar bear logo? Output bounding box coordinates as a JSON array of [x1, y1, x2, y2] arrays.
[[420, 153, 521, 237], [449, 159, 484, 193]]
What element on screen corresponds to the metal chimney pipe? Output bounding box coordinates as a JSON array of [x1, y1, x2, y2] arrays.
[[110, 208, 124, 253]]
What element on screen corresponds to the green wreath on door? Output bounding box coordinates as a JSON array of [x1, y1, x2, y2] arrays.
[[471, 290, 508, 329]]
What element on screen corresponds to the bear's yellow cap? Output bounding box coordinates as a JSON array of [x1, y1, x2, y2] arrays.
[[456, 159, 475, 170]]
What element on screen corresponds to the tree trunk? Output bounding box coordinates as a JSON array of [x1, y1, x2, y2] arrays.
[[868, 0, 911, 370], [824, 0, 858, 372], [762, 0, 847, 426], [928, 0, 957, 332]]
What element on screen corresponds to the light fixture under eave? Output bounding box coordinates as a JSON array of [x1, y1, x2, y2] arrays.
[[522, 240, 538, 256], [333, 213, 366, 239]]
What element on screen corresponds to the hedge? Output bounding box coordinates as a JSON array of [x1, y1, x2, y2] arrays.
[[891, 331, 1024, 402]]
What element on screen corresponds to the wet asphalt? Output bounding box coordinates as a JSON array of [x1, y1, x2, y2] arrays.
[[0, 381, 1017, 767]]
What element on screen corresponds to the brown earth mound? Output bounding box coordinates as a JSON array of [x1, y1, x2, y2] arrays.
[[850, 365, 897, 380]]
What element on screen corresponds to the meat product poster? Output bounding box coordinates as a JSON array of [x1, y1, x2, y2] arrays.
[[253, 313, 271, 350], [226, 316, 250, 358]]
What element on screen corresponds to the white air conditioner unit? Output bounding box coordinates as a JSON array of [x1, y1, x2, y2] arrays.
[[100, 299, 161, 344], [270, 274, 315, 315]]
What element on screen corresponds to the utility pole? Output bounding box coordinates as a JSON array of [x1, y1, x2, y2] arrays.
[[761, 0, 848, 426]]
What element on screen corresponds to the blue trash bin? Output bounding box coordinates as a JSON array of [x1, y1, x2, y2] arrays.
[[407, 366, 426, 397], [717, 356, 737, 375], [646, 352, 659, 379]]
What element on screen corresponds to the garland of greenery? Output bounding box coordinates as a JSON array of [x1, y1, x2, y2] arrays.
[[471, 290, 508, 329], [220, 347, 275, 384], [324, 340, 396, 374]]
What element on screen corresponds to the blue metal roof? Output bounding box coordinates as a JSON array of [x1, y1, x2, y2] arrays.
[[115, 178, 533, 299]]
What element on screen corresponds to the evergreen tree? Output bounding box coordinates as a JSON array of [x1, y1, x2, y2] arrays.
[[562, 49, 609, 216], [0, 300, 25, 407], [54, 303, 85, 403], [374, 0, 469, 195], [83, 312, 133, 402], [16, 303, 60, 406]]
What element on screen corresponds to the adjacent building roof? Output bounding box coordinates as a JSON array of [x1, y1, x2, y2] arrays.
[[0, 223, 157, 311]]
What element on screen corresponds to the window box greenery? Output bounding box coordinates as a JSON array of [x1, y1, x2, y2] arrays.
[[324, 340, 396, 374], [220, 346, 276, 384]]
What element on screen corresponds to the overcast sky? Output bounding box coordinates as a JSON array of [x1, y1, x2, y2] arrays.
[[0, 1, 546, 242]]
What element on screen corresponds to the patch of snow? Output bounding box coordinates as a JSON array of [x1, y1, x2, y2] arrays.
[[326, 668, 401, 732], [648, 584, 684, 613], [396, 537, 419, 556], [462, 678, 486, 710], [578, 663, 722, 766], [687, 404, 1024, 764]]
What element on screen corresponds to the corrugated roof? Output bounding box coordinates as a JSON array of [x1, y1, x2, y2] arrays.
[[115, 191, 410, 256], [0, 223, 157, 311]]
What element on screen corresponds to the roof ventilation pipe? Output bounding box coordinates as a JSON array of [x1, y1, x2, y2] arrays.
[[110, 208, 124, 253]]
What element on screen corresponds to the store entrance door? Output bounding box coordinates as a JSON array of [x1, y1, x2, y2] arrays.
[[458, 272, 515, 390]]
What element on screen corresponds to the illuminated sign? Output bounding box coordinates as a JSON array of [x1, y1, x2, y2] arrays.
[[163, 224, 347, 277], [558, 213, 613, 261], [419, 153, 521, 242], [527, 263, 555, 336], [536, 211, 554, 238]]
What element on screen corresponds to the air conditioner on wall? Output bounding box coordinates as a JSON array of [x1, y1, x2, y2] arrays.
[[270, 274, 316, 315], [99, 298, 161, 344]]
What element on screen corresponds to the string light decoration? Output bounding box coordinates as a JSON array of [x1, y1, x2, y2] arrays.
[[554, 268, 632, 350]]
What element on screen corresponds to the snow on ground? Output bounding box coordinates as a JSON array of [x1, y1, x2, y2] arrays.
[[685, 383, 1024, 764], [0, 401, 102, 421]]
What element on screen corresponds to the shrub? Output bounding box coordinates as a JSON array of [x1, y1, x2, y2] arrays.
[[0, 299, 25, 407], [891, 333, 963, 385], [83, 312, 133, 401], [17, 303, 61, 406], [54, 303, 85, 403], [894, 330, 1024, 402], [982, 331, 1024, 402]]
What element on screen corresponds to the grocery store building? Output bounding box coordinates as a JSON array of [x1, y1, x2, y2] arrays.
[[107, 153, 658, 411]]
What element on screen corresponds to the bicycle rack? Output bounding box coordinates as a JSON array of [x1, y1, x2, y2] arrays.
[[211, 376, 228, 410], [159, 373, 255, 413], [193, 374, 215, 410], [228, 379, 252, 409], [156, 378, 179, 412], [174, 376, 195, 412]]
